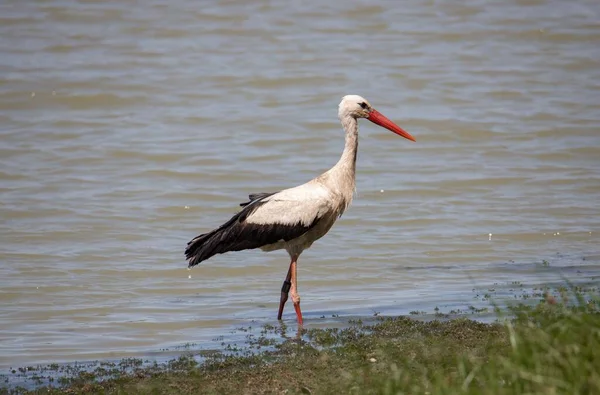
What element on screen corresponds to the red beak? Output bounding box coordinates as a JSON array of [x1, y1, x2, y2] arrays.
[[367, 109, 416, 142]]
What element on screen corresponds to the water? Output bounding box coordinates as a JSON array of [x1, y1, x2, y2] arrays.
[[1, 0, 599, 369]]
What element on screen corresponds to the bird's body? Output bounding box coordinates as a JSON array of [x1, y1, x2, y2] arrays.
[[185, 137, 356, 265], [185, 95, 415, 325]]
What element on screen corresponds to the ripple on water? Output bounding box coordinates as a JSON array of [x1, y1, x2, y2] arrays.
[[0, 0, 599, 370]]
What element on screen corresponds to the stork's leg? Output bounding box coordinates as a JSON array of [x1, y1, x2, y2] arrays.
[[277, 264, 292, 320], [277, 255, 303, 324], [290, 257, 303, 325]]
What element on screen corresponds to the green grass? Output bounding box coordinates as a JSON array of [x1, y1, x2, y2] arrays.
[[2, 289, 599, 395]]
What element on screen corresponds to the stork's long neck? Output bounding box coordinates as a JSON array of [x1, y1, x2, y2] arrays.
[[320, 114, 358, 210], [335, 115, 358, 174]]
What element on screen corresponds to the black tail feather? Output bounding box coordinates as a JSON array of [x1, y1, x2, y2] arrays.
[[185, 192, 276, 267], [185, 222, 262, 267], [185, 228, 226, 267], [184, 191, 320, 268]]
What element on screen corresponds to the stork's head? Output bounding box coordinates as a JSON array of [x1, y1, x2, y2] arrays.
[[338, 94, 416, 142]]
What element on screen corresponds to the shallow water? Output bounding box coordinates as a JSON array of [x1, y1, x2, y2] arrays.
[[1, 0, 599, 368]]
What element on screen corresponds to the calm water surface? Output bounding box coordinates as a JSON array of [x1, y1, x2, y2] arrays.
[[1, 0, 599, 368]]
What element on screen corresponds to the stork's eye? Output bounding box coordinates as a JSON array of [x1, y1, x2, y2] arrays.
[[359, 102, 368, 109]]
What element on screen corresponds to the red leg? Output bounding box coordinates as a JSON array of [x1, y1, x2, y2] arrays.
[[290, 258, 303, 325]]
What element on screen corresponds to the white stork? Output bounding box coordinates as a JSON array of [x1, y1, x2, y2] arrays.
[[185, 95, 416, 325]]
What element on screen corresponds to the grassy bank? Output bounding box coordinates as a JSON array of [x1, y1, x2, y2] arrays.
[[2, 291, 599, 394]]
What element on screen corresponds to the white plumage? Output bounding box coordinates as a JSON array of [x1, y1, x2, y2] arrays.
[[185, 94, 416, 325], [245, 184, 333, 228]]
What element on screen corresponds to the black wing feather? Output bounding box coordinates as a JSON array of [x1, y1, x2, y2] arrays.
[[185, 192, 319, 267], [239, 192, 276, 207]]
